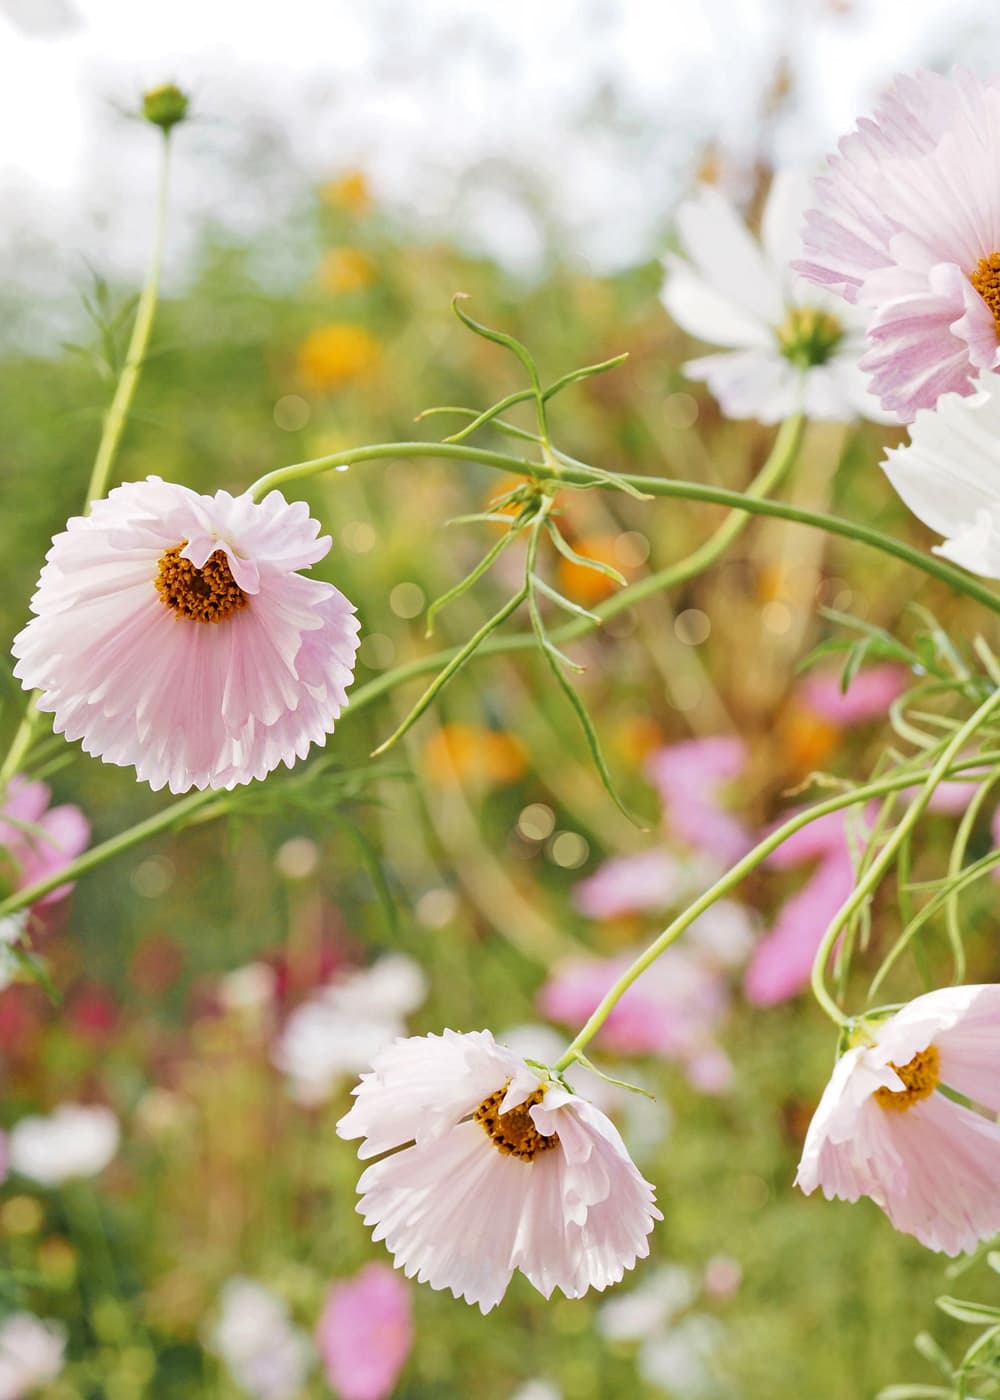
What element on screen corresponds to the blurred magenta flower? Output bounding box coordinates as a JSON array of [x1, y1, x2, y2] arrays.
[[798, 70, 1000, 420], [646, 737, 752, 864], [797, 665, 907, 725], [316, 1263, 413, 1400], [797, 986, 1000, 1253], [0, 776, 89, 906], [338, 1030, 661, 1312], [661, 170, 889, 424], [12, 479, 360, 793], [744, 811, 854, 1007]]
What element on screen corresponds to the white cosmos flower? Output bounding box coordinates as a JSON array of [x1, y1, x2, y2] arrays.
[[0, 1314, 66, 1400], [209, 1278, 312, 1400], [662, 171, 894, 424], [337, 1029, 662, 1314], [882, 375, 1000, 577], [8, 1104, 119, 1186], [273, 954, 427, 1106]]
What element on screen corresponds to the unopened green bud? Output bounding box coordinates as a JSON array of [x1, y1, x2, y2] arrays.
[[142, 84, 189, 132]]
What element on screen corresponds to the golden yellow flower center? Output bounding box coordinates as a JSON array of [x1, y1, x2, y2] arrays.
[[970, 254, 1000, 336], [474, 1082, 559, 1161], [872, 1044, 940, 1112], [776, 306, 843, 368], [155, 542, 248, 624]]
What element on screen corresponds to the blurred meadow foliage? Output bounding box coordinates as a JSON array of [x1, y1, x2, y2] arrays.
[[2, 148, 999, 1400]]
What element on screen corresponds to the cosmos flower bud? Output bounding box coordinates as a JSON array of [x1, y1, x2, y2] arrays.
[[141, 83, 190, 133]]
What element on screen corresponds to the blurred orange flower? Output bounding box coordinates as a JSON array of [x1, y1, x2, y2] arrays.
[[422, 723, 527, 787], [318, 247, 377, 294], [780, 701, 840, 775], [297, 324, 381, 391], [556, 534, 626, 605], [321, 170, 373, 215]]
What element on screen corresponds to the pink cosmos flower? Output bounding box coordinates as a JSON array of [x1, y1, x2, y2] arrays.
[[798, 69, 1000, 420], [337, 1029, 661, 1313], [744, 811, 855, 1007], [12, 478, 360, 793], [645, 738, 753, 864], [572, 849, 690, 919], [316, 1264, 413, 1400], [797, 665, 907, 726], [797, 985, 1000, 1254], [0, 776, 89, 907]]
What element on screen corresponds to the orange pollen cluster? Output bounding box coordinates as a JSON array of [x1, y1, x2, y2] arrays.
[[970, 254, 1000, 335], [873, 1044, 940, 1112], [155, 542, 248, 624], [475, 1082, 559, 1161]]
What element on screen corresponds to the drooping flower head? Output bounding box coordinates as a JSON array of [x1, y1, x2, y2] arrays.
[[662, 170, 892, 424], [337, 1029, 661, 1313], [797, 986, 1000, 1254], [12, 479, 360, 793], [0, 775, 89, 908], [316, 1263, 413, 1400], [798, 69, 1000, 420]]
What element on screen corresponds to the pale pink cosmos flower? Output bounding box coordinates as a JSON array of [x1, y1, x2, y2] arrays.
[[0, 1313, 65, 1400], [316, 1263, 413, 1400], [539, 904, 753, 1092], [662, 171, 891, 424], [0, 776, 89, 907], [572, 849, 693, 920], [798, 69, 1000, 420], [797, 985, 1000, 1254], [337, 1029, 661, 1313], [12, 478, 360, 793]]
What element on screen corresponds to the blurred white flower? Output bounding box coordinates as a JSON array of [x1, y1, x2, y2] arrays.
[[597, 1265, 697, 1342], [8, 1104, 119, 1186], [218, 962, 277, 1015], [273, 954, 427, 1106], [639, 1314, 728, 1398], [0, 1313, 65, 1400], [0, 916, 26, 995], [209, 1278, 312, 1400], [662, 171, 893, 424], [508, 1383, 561, 1400]]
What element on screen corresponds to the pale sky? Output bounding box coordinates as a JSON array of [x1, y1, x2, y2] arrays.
[[0, 0, 997, 330]]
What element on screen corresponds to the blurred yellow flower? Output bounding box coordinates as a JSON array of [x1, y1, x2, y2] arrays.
[[297, 323, 381, 391], [423, 723, 527, 787], [318, 247, 377, 294], [321, 169, 373, 215]]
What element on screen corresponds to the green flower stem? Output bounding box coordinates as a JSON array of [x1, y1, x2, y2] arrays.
[[809, 685, 1000, 1027], [83, 133, 172, 508], [0, 787, 222, 920], [551, 749, 1000, 1073], [0, 134, 173, 798], [248, 436, 1000, 615]]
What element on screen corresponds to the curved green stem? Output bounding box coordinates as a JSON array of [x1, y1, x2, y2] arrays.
[[83, 134, 172, 507], [248, 437, 1000, 615], [810, 686, 1000, 1026], [551, 749, 1000, 1072]]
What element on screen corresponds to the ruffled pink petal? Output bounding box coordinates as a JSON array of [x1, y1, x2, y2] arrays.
[[744, 849, 854, 1006], [572, 849, 686, 919], [798, 665, 908, 725]]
